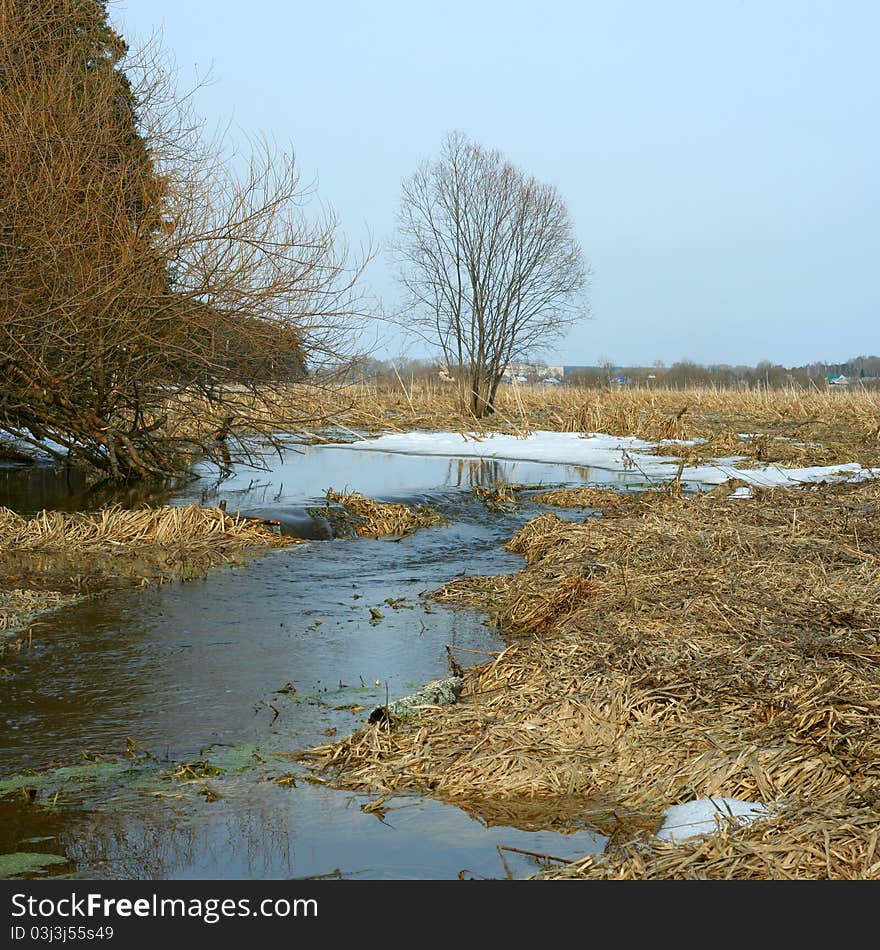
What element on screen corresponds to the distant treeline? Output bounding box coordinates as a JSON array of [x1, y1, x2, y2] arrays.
[[343, 355, 880, 389], [565, 356, 880, 389]]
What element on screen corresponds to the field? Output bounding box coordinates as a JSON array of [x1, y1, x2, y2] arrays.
[[3, 382, 879, 878], [328, 380, 880, 467]]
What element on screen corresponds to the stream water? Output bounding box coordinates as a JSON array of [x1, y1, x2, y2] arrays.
[[0, 442, 651, 880]]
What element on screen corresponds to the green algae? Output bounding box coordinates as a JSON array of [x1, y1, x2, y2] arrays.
[[0, 851, 70, 879]]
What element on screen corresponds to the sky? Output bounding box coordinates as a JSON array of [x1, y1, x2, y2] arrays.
[[113, 1, 879, 368]]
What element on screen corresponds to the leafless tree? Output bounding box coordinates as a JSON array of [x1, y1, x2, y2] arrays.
[[0, 0, 367, 482], [393, 131, 589, 417]]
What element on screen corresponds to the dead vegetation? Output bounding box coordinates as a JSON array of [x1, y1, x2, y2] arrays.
[[301, 476, 880, 879], [0, 587, 80, 632], [317, 381, 880, 470], [0, 503, 298, 633], [531, 486, 629, 509], [310, 490, 446, 538], [0, 503, 295, 553], [472, 483, 520, 512]]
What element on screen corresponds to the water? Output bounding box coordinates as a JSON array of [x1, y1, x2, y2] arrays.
[[0, 444, 646, 879]]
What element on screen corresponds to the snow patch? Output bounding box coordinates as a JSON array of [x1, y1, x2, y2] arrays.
[[656, 797, 773, 843], [334, 430, 879, 490]]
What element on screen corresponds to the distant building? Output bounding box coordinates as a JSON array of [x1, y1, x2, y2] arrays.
[[501, 362, 563, 383], [827, 373, 849, 387]]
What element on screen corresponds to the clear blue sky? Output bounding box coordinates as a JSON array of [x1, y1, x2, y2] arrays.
[[114, 0, 878, 368]]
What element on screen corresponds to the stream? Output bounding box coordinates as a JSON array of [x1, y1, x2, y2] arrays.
[[0, 441, 650, 880]]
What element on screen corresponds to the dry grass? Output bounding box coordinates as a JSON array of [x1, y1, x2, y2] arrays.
[[313, 381, 880, 470], [531, 487, 630, 509], [0, 504, 299, 633], [301, 476, 880, 879], [153, 381, 880, 479], [316, 490, 446, 538], [0, 588, 81, 632], [655, 432, 847, 470], [0, 503, 296, 552], [472, 483, 520, 512]]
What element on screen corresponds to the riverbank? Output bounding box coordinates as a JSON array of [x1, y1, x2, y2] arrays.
[[0, 503, 297, 635], [303, 472, 880, 879]]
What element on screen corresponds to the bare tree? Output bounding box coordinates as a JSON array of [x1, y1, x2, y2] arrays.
[[0, 0, 366, 482], [393, 131, 589, 417]]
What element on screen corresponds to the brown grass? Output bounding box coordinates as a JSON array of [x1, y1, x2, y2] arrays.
[[0, 504, 299, 634], [0, 588, 81, 632], [472, 483, 520, 511], [156, 381, 880, 480], [305, 381, 880, 470], [300, 477, 880, 879], [531, 487, 630, 509], [0, 503, 297, 552], [317, 490, 446, 538]]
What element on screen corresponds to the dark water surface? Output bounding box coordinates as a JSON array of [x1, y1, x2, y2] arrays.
[[0, 445, 647, 879]]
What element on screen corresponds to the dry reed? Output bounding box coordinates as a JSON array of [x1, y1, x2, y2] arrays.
[[531, 487, 631, 509], [0, 504, 299, 633], [472, 483, 520, 511], [0, 588, 80, 632], [301, 476, 880, 879], [310, 382, 880, 471], [316, 490, 446, 538], [0, 503, 297, 553]]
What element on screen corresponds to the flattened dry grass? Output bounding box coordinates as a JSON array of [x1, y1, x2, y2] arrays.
[[301, 477, 880, 879], [655, 432, 846, 470], [531, 487, 630, 509], [319, 490, 446, 538], [0, 588, 80, 631], [0, 504, 299, 633]]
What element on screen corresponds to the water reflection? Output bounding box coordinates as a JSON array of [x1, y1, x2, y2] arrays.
[[53, 788, 606, 880], [445, 458, 508, 488], [0, 466, 177, 516]]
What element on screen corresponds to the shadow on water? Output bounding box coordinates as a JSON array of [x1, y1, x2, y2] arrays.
[[0, 465, 178, 516], [0, 443, 640, 879]]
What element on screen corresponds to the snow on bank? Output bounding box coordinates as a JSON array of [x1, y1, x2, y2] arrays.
[[655, 798, 774, 843], [0, 433, 69, 464], [333, 430, 879, 490]]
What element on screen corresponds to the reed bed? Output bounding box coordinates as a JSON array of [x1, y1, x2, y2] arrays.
[[531, 487, 630, 509], [653, 432, 846, 469], [316, 382, 880, 470], [0, 504, 296, 553], [301, 476, 880, 879], [318, 490, 446, 538], [142, 381, 880, 477], [0, 504, 298, 633]]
